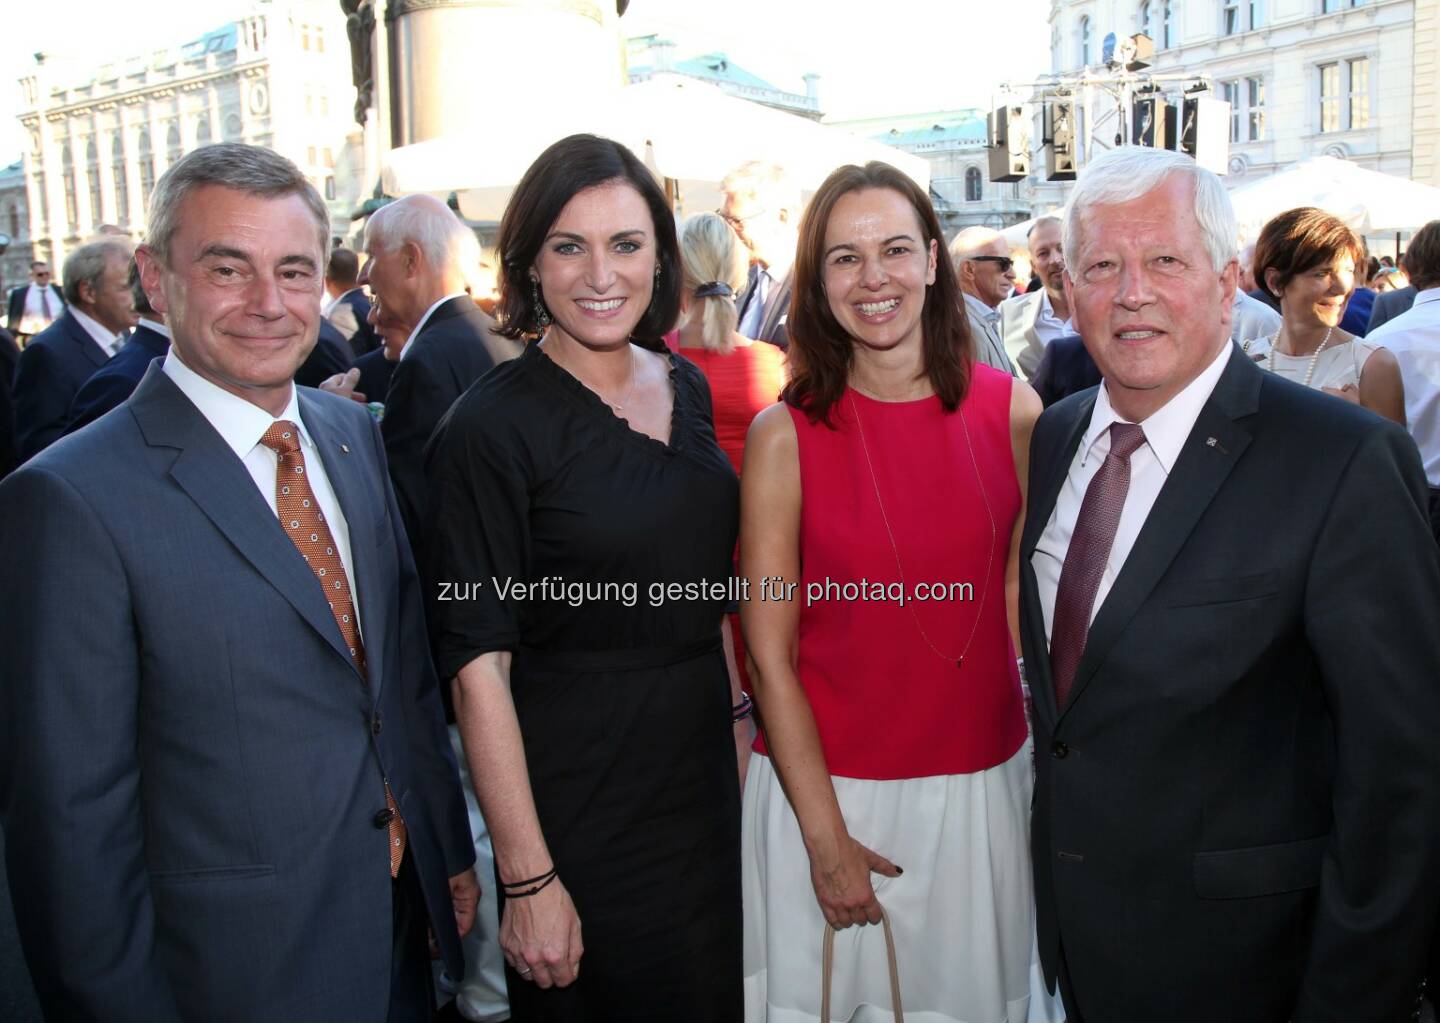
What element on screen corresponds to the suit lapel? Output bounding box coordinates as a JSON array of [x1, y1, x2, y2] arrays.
[[65, 313, 110, 369], [129, 366, 365, 679], [299, 392, 385, 701], [1057, 348, 1260, 724]]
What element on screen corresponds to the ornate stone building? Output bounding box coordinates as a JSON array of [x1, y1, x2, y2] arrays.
[[0, 160, 35, 294], [1414, 0, 1440, 188], [14, 0, 362, 268], [625, 35, 822, 120]]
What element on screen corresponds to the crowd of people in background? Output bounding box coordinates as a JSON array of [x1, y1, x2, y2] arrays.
[[2, 134, 1439, 1023]]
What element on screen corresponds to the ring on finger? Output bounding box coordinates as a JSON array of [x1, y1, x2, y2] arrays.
[[516, 965, 534, 975]]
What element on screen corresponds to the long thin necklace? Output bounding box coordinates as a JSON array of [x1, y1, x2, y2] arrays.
[[848, 393, 996, 669], [604, 346, 639, 411], [1266, 324, 1335, 387]]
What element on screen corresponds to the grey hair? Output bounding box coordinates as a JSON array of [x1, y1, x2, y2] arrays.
[[720, 160, 802, 213], [365, 194, 480, 278], [145, 142, 330, 266], [1063, 147, 1236, 273], [1027, 215, 1062, 240], [61, 238, 131, 306]]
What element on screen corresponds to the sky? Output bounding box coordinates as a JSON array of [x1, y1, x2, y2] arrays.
[[0, 0, 1054, 164]]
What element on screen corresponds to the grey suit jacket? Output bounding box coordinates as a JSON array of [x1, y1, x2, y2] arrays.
[[1367, 285, 1417, 333], [0, 365, 473, 1021], [963, 300, 1017, 375], [999, 289, 1047, 380]]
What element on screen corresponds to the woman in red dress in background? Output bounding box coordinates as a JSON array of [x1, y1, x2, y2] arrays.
[[674, 211, 788, 784]]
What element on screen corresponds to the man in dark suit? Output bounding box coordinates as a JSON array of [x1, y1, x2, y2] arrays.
[[326, 245, 379, 358], [13, 238, 137, 460], [295, 317, 355, 388], [65, 258, 171, 435], [0, 326, 18, 478], [0, 142, 477, 1021], [358, 193, 519, 545], [722, 161, 799, 349], [6, 259, 65, 340], [1028, 332, 1099, 407], [1020, 147, 1440, 1021], [1368, 283, 1417, 333]]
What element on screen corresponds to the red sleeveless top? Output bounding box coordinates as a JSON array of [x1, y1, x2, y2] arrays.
[[755, 364, 1027, 779]]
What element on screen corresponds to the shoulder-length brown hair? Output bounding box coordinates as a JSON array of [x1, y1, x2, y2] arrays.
[[492, 134, 681, 347], [782, 162, 972, 425], [1252, 206, 1366, 300]]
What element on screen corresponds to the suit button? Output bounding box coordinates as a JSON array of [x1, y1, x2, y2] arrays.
[[371, 712, 382, 735], [1051, 741, 1069, 759], [373, 807, 396, 829]]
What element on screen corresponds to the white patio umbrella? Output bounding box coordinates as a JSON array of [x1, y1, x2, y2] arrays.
[[1228, 157, 1440, 239], [380, 76, 930, 220]]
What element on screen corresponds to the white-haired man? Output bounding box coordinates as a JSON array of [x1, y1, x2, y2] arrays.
[[720, 160, 801, 347], [949, 225, 1018, 374], [1020, 145, 1440, 1021], [359, 194, 519, 546]]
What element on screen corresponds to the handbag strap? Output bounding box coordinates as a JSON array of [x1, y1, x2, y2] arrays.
[[820, 905, 903, 1021]]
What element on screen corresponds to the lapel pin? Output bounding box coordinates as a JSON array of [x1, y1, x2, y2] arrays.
[[340, 444, 350, 454], [1206, 436, 1229, 454]]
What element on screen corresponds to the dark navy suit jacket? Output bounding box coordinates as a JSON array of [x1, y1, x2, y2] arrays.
[[0, 365, 473, 1020], [355, 347, 396, 405], [65, 322, 170, 435], [13, 309, 114, 461], [294, 319, 355, 389], [1029, 333, 1101, 408]]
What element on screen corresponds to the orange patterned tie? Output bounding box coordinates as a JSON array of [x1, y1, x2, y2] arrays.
[[260, 420, 407, 877]]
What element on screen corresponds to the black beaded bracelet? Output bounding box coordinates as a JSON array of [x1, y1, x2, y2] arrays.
[[501, 867, 559, 898], [732, 692, 754, 723]]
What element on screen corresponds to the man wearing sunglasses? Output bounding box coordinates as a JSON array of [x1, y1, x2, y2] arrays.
[[949, 226, 1019, 374], [6, 260, 66, 343]]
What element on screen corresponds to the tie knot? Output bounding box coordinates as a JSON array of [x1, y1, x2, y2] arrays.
[[260, 420, 302, 456], [1108, 422, 1146, 461]]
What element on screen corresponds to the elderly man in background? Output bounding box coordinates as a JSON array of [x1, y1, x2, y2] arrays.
[[720, 160, 802, 347], [949, 226, 1018, 374], [1001, 215, 1071, 378], [1021, 145, 1440, 1021], [13, 238, 137, 460], [65, 259, 171, 435]]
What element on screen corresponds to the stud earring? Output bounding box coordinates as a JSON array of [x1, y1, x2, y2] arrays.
[[529, 272, 551, 330]]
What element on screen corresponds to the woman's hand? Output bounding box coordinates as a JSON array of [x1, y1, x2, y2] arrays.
[[806, 832, 901, 929], [501, 878, 584, 988], [1323, 382, 1361, 404]]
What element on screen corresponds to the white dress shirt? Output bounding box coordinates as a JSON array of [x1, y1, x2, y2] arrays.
[[399, 292, 466, 361], [323, 286, 362, 318], [70, 306, 126, 358], [1368, 287, 1440, 486], [1033, 290, 1074, 346], [19, 284, 60, 335], [1032, 341, 1234, 644], [162, 350, 363, 630]]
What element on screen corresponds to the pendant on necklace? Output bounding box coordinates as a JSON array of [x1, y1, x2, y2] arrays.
[[956, 656, 964, 668]]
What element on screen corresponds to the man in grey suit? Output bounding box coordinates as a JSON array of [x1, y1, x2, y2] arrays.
[[722, 160, 800, 348], [950, 225, 1019, 374], [1368, 283, 1417, 333], [0, 142, 478, 1022]]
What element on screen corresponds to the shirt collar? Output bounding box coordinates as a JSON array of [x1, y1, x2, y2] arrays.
[[1080, 340, 1234, 475], [138, 317, 172, 340], [963, 291, 1001, 323], [1412, 288, 1440, 309], [400, 292, 467, 360], [161, 348, 309, 460], [70, 306, 124, 356], [1037, 289, 1071, 328]]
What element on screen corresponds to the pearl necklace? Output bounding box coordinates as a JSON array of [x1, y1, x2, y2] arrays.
[[1266, 325, 1335, 388], [848, 393, 996, 669]]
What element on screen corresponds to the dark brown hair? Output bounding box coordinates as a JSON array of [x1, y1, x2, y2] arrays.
[[1402, 220, 1440, 291], [493, 134, 681, 347], [782, 162, 972, 424], [1252, 207, 1366, 300]]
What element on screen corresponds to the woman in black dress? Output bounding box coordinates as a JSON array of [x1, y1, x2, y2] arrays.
[[425, 134, 743, 1021]]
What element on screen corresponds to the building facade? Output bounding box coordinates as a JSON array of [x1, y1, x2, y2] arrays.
[[626, 35, 822, 120], [1042, 0, 1416, 201], [828, 110, 1032, 235], [0, 160, 35, 295], [14, 0, 362, 269], [1414, 0, 1440, 187]]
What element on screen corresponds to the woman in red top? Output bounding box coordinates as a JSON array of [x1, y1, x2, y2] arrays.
[[739, 163, 1044, 1021], [675, 212, 789, 784]]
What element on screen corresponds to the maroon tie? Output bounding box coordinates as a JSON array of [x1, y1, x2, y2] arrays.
[[259, 420, 407, 877], [1049, 422, 1148, 708], [39, 287, 51, 320]]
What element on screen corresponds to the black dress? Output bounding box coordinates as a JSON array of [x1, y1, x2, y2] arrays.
[[426, 343, 742, 1022]]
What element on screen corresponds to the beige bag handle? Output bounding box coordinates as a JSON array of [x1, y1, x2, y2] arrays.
[[820, 906, 904, 1021]]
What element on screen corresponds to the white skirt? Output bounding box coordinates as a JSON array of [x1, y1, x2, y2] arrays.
[[742, 741, 1063, 1023]]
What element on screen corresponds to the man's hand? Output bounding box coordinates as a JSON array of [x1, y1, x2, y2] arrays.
[[450, 868, 481, 940], [319, 367, 367, 404]]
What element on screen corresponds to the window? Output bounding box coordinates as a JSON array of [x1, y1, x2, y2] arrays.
[[1223, 1, 1240, 34], [138, 128, 155, 203], [1222, 77, 1265, 141], [61, 144, 78, 231], [1322, 0, 1364, 10], [166, 123, 182, 166], [320, 94, 329, 116], [1140, 0, 1153, 39], [112, 134, 129, 223], [1080, 16, 1092, 66], [323, 147, 334, 168], [224, 112, 243, 140], [8, 205, 19, 237], [86, 137, 103, 224], [196, 113, 211, 145], [1162, 0, 1174, 48], [1320, 58, 1369, 131], [1249, 0, 1265, 28], [324, 176, 336, 201], [965, 167, 983, 202], [307, 145, 317, 166], [300, 24, 310, 51], [315, 27, 324, 53]]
